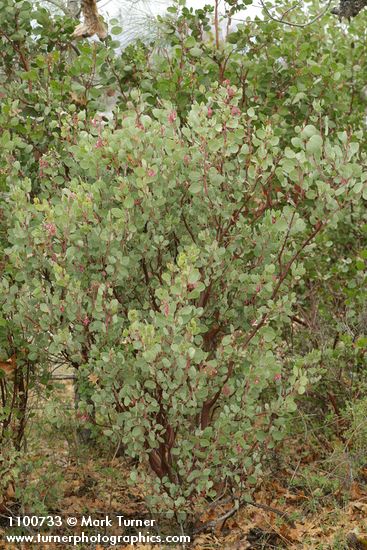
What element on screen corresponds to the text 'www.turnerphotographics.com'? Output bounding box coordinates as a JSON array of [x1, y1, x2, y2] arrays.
[[3, 515, 191, 546]]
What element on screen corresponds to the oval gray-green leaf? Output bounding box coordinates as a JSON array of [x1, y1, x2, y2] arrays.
[[306, 134, 323, 155], [301, 125, 318, 139]]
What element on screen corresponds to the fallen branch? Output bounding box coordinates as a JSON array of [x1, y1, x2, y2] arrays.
[[193, 497, 295, 535]]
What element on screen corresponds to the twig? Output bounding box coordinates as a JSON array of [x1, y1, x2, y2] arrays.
[[193, 497, 295, 535], [259, 0, 333, 28], [214, 0, 220, 49], [290, 315, 308, 328], [181, 210, 197, 244]]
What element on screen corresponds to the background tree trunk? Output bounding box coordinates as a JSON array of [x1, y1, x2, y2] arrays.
[[67, 0, 81, 18]]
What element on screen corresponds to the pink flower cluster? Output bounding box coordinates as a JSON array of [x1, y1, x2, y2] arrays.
[[44, 222, 56, 236], [168, 110, 177, 124]]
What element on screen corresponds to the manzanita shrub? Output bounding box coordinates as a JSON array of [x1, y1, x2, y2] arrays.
[[1, 0, 367, 523], [2, 80, 366, 517]]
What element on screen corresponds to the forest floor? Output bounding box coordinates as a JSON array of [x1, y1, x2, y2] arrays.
[[1, 381, 367, 549]]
